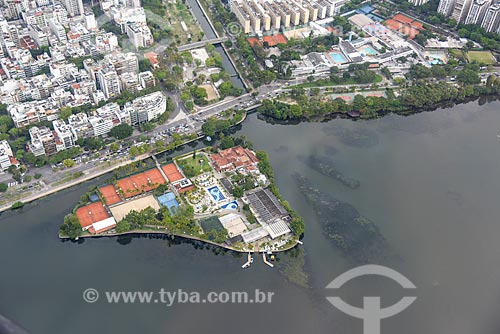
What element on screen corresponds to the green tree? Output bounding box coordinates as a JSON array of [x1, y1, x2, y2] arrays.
[[220, 136, 235, 149], [110, 124, 134, 139], [233, 186, 244, 198], [0, 182, 7, 192], [59, 214, 82, 239], [59, 106, 73, 120], [110, 143, 120, 151], [63, 159, 75, 168]]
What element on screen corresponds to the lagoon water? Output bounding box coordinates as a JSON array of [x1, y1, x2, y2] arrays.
[[2, 100, 500, 333]]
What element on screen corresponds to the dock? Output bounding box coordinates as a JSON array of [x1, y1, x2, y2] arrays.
[[262, 252, 274, 268], [242, 252, 253, 269]]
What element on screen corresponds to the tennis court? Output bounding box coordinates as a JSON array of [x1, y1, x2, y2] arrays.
[[199, 216, 223, 232], [76, 202, 110, 228], [99, 185, 122, 205], [162, 163, 184, 182], [116, 168, 166, 199]]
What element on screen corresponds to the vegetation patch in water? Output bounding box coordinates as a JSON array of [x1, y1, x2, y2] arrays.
[[299, 155, 360, 189], [294, 173, 390, 263]]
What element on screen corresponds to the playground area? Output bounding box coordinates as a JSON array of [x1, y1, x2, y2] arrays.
[[199, 84, 219, 101], [110, 195, 160, 222]]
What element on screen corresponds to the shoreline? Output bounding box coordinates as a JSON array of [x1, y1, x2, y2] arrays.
[[0, 112, 248, 214], [259, 86, 500, 123], [59, 228, 300, 254]]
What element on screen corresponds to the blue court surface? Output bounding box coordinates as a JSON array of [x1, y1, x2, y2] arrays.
[[157, 192, 179, 214], [208, 186, 226, 202]]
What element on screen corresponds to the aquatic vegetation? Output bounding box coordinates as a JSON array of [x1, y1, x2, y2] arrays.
[[294, 173, 390, 264], [299, 155, 360, 189]]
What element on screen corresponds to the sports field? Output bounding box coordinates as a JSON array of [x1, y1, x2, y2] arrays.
[[116, 168, 166, 198], [76, 202, 110, 228], [99, 185, 121, 205], [162, 163, 184, 182], [467, 51, 496, 65], [110, 195, 160, 222]]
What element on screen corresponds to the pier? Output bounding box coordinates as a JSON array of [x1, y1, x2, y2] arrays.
[[262, 252, 274, 268], [242, 252, 253, 269]]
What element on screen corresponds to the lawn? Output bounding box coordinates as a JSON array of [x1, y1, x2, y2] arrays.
[[467, 51, 496, 65], [176, 154, 212, 178]]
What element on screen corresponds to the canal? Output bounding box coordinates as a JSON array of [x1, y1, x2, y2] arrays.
[[185, 0, 245, 89]]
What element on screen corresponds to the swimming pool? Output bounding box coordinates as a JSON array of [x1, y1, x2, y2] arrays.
[[330, 53, 347, 63], [207, 186, 225, 202], [361, 46, 378, 56], [428, 53, 444, 65], [221, 200, 238, 210]]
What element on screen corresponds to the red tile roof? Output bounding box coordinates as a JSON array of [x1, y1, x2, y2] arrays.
[[210, 146, 259, 172]]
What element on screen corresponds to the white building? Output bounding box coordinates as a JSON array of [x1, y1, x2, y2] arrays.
[[88, 116, 113, 137], [409, 0, 430, 5], [481, 1, 500, 32], [0, 140, 14, 172], [465, 0, 492, 24], [138, 71, 155, 89], [96, 67, 121, 99], [64, 0, 84, 17], [451, 0, 474, 23], [84, 12, 97, 30], [53, 120, 76, 149], [126, 23, 154, 50], [48, 19, 67, 42], [126, 91, 167, 125]]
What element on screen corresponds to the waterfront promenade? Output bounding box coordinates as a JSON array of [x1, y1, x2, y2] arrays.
[[0, 153, 151, 214]]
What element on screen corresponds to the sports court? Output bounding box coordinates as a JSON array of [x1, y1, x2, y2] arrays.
[[99, 185, 122, 205], [116, 168, 166, 198], [109, 195, 161, 222], [263, 34, 287, 46], [76, 202, 110, 228], [218, 213, 247, 237], [162, 163, 184, 182], [157, 192, 180, 214]]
